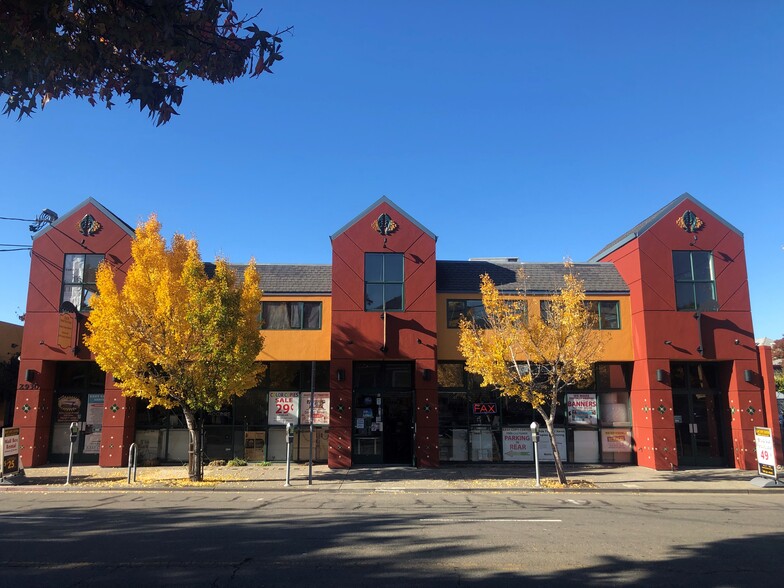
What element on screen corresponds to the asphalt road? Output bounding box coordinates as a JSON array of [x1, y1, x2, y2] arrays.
[[1, 490, 783, 587]]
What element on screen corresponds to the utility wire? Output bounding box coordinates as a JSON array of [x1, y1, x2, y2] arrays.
[[0, 216, 36, 222]]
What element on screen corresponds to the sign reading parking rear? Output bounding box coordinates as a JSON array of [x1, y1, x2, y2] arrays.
[[754, 427, 778, 479]]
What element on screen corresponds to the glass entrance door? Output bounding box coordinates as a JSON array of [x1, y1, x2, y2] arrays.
[[50, 390, 104, 464], [383, 392, 414, 465], [352, 391, 414, 465], [673, 390, 724, 467]]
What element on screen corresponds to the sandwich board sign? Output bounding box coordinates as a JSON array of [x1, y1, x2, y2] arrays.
[[2, 427, 21, 477], [754, 427, 778, 480]]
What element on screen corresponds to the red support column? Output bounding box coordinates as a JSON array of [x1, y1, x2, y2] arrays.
[[415, 360, 438, 468], [13, 359, 54, 467], [631, 360, 677, 470], [727, 360, 766, 470], [328, 360, 353, 469], [98, 374, 136, 467]]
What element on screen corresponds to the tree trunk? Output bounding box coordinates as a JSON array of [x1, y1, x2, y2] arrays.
[[538, 407, 568, 485], [182, 407, 203, 482]]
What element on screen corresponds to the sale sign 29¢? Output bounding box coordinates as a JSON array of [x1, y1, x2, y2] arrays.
[[268, 392, 300, 426]]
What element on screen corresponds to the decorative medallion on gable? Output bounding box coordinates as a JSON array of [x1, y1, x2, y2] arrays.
[[79, 214, 102, 236], [372, 213, 398, 236], [675, 210, 704, 234]]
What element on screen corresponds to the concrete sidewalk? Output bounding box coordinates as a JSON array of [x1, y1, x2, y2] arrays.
[[2, 462, 784, 493]]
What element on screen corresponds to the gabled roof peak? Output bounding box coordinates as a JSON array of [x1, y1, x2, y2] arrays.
[[330, 195, 437, 241], [33, 197, 135, 240], [589, 193, 743, 262]]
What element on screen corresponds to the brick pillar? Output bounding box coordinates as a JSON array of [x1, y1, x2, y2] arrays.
[[13, 359, 54, 467], [98, 374, 136, 467]]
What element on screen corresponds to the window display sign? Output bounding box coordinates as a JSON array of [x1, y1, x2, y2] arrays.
[[473, 403, 497, 415], [502, 428, 534, 461], [56, 395, 81, 423], [300, 392, 330, 425], [268, 391, 299, 425], [244, 431, 266, 462], [754, 427, 778, 479], [567, 393, 598, 426], [502, 427, 567, 462], [601, 429, 632, 453], [2, 427, 20, 475], [83, 393, 104, 454]]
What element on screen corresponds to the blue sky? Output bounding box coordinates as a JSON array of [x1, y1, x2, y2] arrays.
[[2, 1, 783, 338]]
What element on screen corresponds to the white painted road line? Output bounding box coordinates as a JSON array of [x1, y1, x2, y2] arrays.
[[419, 518, 562, 523]]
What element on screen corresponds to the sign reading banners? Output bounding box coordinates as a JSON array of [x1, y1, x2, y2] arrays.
[[502, 427, 567, 463], [567, 393, 598, 426], [2, 427, 21, 476], [268, 392, 299, 426], [754, 426, 778, 479]]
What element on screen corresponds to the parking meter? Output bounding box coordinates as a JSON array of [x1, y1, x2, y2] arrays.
[[530, 421, 539, 442], [530, 422, 541, 487], [286, 422, 294, 445], [65, 422, 80, 485], [284, 423, 293, 487]]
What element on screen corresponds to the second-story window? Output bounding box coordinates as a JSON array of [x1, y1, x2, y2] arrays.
[[62, 253, 104, 311], [447, 299, 488, 328], [585, 301, 621, 330], [261, 302, 322, 330], [673, 251, 718, 311], [365, 253, 404, 311]]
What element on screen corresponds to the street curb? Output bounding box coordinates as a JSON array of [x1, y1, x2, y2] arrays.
[[1, 485, 780, 495]]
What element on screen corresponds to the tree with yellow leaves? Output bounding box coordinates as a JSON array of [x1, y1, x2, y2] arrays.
[[458, 267, 603, 484], [85, 216, 264, 481]]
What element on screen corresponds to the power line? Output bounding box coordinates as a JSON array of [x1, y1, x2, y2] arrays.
[[0, 209, 58, 232]]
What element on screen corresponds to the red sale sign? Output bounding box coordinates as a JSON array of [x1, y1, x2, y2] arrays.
[[268, 392, 299, 426]]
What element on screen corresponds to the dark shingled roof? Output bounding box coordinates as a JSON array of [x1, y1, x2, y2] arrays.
[[258, 264, 332, 294], [436, 261, 628, 295], [231, 261, 626, 296], [230, 264, 332, 294]]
